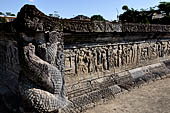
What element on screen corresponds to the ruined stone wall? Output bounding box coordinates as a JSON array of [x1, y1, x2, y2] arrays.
[[122, 23, 170, 32], [0, 33, 20, 113], [2, 32, 170, 113], [61, 20, 122, 32], [61, 21, 170, 33], [64, 32, 170, 88], [2, 14, 170, 33], [0, 32, 66, 113], [2, 4, 170, 113], [61, 33, 170, 113], [64, 41, 170, 79]]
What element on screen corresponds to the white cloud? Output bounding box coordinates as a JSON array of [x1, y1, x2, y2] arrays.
[[28, 0, 34, 2]]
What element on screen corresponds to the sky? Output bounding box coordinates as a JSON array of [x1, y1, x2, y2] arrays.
[[1, 0, 170, 21]]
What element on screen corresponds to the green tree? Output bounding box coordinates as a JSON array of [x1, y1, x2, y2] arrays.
[[158, 2, 170, 16], [122, 5, 129, 11], [149, 7, 155, 12], [10, 14, 15, 16], [6, 12, 11, 16], [91, 15, 106, 21], [0, 12, 4, 16], [54, 11, 60, 18], [119, 2, 170, 24], [49, 14, 53, 17], [119, 8, 140, 23], [49, 11, 60, 18], [0, 12, 15, 16], [120, 5, 156, 24]]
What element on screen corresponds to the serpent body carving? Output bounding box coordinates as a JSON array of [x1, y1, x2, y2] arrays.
[[18, 31, 68, 113]]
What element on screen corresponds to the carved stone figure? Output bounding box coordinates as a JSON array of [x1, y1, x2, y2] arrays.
[[167, 41, 170, 55], [92, 49, 98, 73], [157, 42, 163, 57], [162, 42, 168, 56], [108, 46, 113, 69], [117, 45, 122, 67], [77, 50, 87, 75], [86, 50, 93, 73], [129, 45, 133, 64], [122, 46, 127, 66], [18, 31, 69, 113], [101, 50, 107, 70], [131, 44, 137, 64], [150, 43, 158, 59], [96, 47, 103, 72]]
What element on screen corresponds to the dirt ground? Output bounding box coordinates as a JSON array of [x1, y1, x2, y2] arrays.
[[84, 78, 170, 113]]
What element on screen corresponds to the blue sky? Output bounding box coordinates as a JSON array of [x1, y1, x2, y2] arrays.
[[1, 0, 170, 21]]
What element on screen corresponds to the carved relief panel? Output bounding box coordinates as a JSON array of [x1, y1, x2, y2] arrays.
[[64, 40, 170, 78]]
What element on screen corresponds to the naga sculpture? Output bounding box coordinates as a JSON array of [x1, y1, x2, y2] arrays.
[[18, 31, 68, 113], [12, 5, 69, 113]]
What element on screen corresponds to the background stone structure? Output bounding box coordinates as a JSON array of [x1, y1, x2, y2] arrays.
[[1, 4, 170, 113], [63, 33, 170, 112], [64, 32, 170, 78], [122, 23, 170, 32], [61, 19, 122, 32], [0, 33, 20, 113]]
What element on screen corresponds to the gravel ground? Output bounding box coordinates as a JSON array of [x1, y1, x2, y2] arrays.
[[84, 78, 170, 113]]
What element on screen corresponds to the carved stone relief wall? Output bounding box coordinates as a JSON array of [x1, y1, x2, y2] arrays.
[[2, 4, 170, 113], [1, 33, 170, 113], [64, 40, 170, 82], [122, 23, 170, 32], [0, 40, 20, 74], [0, 34, 20, 113], [61, 20, 122, 32]]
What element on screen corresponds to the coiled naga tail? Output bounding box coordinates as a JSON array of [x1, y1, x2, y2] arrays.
[[18, 31, 68, 113]]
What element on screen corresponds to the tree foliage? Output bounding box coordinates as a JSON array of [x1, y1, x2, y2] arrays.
[[122, 5, 129, 11], [119, 7, 151, 24], [0, 11, 15, 16], [119, 2, 170, 25], [91, 15, 106, 21], [49, 11, 60, 18], [158, 2, 170, 16], [0, 12, 4, 16]]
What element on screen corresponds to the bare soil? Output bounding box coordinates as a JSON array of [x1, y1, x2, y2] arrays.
[[84, 78, 170, 113]]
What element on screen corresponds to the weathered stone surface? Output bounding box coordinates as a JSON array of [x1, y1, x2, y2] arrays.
[[122, 23, 170, 32], [84, 78, 170, 113], [0, 33, 20, 113], [11, 5, 122, 33], [62, 32, 170, 112], [64, 33, 170, 83], [14, 5, 62, 32], [2, 4, 170, 113], [18, 31, 69, 113], [2, 32, 170, 112], [61, 20, 122, 32]]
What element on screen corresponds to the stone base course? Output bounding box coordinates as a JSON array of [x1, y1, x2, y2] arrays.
[[60, 60, 170, 113]]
